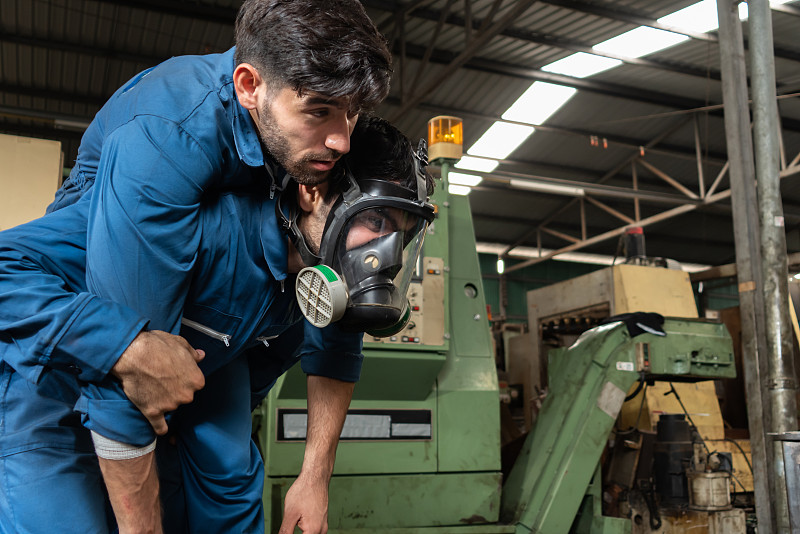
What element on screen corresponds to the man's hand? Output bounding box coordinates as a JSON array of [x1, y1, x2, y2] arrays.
[[112, 330, 205, 434], [278, 376, 354, 534], [279, 472, 329, 534], [97, 451, 162, 534]]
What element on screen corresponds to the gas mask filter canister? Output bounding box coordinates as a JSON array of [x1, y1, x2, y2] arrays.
[[295, 265, 349, 328]]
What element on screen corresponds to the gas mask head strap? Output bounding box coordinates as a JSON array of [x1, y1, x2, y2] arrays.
[[276, 179, 322, 268], [277, 165, 363, 268], [414, 139, 429, 203]]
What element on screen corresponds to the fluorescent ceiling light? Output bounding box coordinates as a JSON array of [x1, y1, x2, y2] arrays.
[[455, 155, 499, 173], [502, 82, 577, 124], [542, 52, 623, 78], [594, 27, 689, 58], [449, 172, 483, 187], [448, 184, 473, 196], [496, 258, 505, 274], [510, 179, 585, 197], [468, 121, 534, 160]]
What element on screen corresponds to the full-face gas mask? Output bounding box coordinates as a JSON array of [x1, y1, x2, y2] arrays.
[[277, 140, 436, 337]]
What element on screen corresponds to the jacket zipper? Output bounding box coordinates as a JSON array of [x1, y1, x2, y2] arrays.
[[181, 318, 231, 347]]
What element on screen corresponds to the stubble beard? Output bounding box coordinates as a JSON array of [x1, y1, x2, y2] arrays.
[[256, 102, 342, 186]]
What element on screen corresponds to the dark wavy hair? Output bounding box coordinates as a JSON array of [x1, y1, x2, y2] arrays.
[[234, 0, 392, 112], [345, 116, 435, 196]]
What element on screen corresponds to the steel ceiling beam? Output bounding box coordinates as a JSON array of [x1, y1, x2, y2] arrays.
[[92, 0, 800, 31], [404, 0, 459, 104], [474, 200, 800, 245], [503, 199, 701, 272], [387, 0, 538, 121], [392, 98, 731, 164], [366, 0, 800, 73], [87, 0, 238, 24], [392, 43, 800, 132], [540, 0, 800, 63], [477, 171, 704, 206], [0, 106, 91, 129], [536, 0, 719, 42], [364, 0, 725, 81], [498, 118, 699, 256], [500, 150, 800, 272], [0, 47, 774, 156], [5, 11, 800, 133], [63, 0, 800, 66], [771, 3, 800, 17], [470, 211, 736, 247], [0, 87, 726, 169], [0, 30, 168, 66], [3, 22, 739, 142], [0, 83, 107, 108], [0, 121, 83, 141]]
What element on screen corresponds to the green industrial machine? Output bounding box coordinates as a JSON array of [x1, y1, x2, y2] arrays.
[[501, 318, 736, 533], [255, 163, 736, 533]]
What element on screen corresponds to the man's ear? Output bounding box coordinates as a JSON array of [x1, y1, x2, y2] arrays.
[[233, 63, 262, 110], [297, 182, 331, 213]]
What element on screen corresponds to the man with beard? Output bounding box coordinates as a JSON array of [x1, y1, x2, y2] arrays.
[[0, 115, 435, 533], [0, 1, 392, 533]]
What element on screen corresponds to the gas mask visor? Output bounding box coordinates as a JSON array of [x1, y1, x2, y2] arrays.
[[296, 178, 434, 338]]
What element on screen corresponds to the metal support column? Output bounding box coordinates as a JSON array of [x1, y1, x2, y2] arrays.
[[716, 0, 773, 531], [750, 0, 797, 531]]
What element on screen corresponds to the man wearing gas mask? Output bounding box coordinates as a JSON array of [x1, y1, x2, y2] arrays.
[[280, 125, 433, 338], [0, 116, 435, 533]]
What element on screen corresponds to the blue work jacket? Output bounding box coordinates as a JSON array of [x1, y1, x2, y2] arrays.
[[0, 186, 363, 447], [0, 47, 363, 448]]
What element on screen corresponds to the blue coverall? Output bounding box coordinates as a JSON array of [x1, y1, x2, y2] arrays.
[[0, 48, 363, 533]]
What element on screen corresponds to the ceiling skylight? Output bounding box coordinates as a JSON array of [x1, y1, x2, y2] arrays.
[[468, 122, 535, 160], [542, 52, 623, 79], [502, 82, 577, 124], [657, 0, 719, 34], [593, 27, 689, 58], [655, 0, 793, 36], [455, 155, 499, 173], [448, 184, 473, 196], [448, 172, 483, 187]]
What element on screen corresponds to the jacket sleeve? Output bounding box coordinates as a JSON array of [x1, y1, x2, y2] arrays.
[[299, 321, 364, 383], [75, 380, 159, 447], [78, 116, 217, 443], [0, 202, 148, 386], [85, 116, 216, 332]]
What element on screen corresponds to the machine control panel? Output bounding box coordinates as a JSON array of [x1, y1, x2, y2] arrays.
[[365, 256, 445, 346]]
